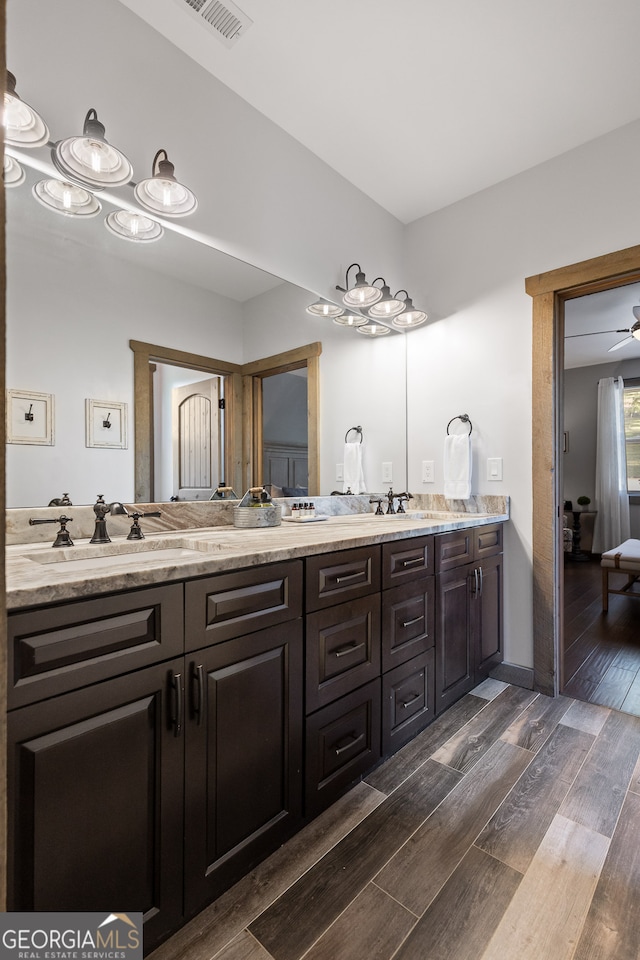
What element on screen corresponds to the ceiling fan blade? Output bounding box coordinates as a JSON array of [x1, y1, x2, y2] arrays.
[[565, 328, 629, 339], [608, 335, 633, 352]]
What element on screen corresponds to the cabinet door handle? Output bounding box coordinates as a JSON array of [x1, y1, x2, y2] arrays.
[[170, 672, 183, 738], [334, 641, 366, 658], [192, 662, 205, 725], [402, 691, 422, 708], [472, 567, 479, 598], [401, 557, 424, 567], [478, 565, 484, 598], [401, 614, 424, 628], [335, 571, 364, 584], [334, 732, 365, 755]]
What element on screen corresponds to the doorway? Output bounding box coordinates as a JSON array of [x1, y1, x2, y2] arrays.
[[527, 242, 640, 698]]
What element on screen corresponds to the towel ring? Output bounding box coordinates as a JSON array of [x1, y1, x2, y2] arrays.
[[446, 414, 473, 436], [345, 425, 363, 443]]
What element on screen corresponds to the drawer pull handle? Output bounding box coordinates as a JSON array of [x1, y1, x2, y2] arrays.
[[170, 671, 183, 738], [334, 732, 365, 755], [334, 641, 366, 658], [402, 691, 422, 708], [335, 571, 365, 584], [192, 662, 205, 726], [401, 557, 424, 567], [401, 615, 425, 628]]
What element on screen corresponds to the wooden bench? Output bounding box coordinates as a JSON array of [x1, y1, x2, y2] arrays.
[[601, 539, 640, 611]]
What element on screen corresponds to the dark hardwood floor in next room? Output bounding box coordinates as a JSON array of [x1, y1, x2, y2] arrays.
[[564, 555, 640, 715], [150, 681, 640, 960]]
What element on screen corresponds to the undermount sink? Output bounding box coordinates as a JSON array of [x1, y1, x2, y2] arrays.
[[21, 537, 207, 566], [329, 511, 485, 522]]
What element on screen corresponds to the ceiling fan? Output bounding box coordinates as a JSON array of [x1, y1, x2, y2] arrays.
[[566, 306, 640, 352]]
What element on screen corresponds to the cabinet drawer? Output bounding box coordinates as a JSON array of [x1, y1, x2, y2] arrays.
[[435, 523, 503, 572], [382, 649, 435, 757], [475, 523, 503, 560], [306, 546, 381, 612], [185, 560, 302, 650], [382, 578, 434, 672], [305, 679, 381, 817], [306, 595, 380, 713], [8, 583, 184, 709], [382, 535, 433, 588]]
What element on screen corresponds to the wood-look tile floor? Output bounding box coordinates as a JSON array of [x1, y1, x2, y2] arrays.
[[563, 556, 640, 715], [149, 680, 640, 960]]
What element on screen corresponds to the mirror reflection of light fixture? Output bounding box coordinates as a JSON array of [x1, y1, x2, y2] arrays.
[[366, 280, 406, 319], [306, 297, 344, 318], [4, 154, 25, 187], [32, 178, 102, 218], [356, 322, 390, 337], [134, 149, 198, 218], [4, 71, 50, 148], [52, 108, 133, 188], [391, 292, 428, 329], [338, 263, 383, 308], [105, 209, 164, 243], [333, 311, 368, 327]]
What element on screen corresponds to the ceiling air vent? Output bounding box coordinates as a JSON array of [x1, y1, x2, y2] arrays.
[[174, 0, 253, 48]]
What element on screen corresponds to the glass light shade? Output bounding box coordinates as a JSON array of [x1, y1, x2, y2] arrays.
[[134, 149, 197, 217], [367, 284, 405, 319], [52, 109, 133, 188], [342, 269, 383, 308], [356, 323, 390, 337], [333, 312, 368, 327], [306, 298, 344, 318], [633, 306, 640, 322], [105, 210, 164, 242], [4, 154, 25, 187], [4, 71, 49, 147], [33, 178, 101, 217], [632, 320, 640, 341], [391, 297, 428, 329]]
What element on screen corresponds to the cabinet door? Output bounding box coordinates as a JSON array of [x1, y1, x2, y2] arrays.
[[474, 553, 503, 679], [435, 565, 474, 713], [7, 659, 185, 952], [184, 621, 303, 917]]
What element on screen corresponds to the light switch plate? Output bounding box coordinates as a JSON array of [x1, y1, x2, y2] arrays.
[[422, 460, 435, 483], [336, 463, 344, 481], [487, 457, 503, 481], [382, 461, 393, 483]]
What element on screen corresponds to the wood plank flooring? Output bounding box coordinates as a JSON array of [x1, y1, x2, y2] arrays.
[[149, 681, 640, 960], [563, 556, 640, 714]]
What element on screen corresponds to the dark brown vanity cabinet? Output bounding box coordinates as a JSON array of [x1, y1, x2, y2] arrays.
[[305, 546, 382, 816], [435, 523, 503, 713], [381, 536, 436, 755]]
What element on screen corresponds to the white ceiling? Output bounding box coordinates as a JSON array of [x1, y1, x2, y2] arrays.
[[117, 0, 640, 224]]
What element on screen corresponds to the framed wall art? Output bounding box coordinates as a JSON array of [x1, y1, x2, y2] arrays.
[[7, 389, 54, 445], [85, 399, 128, 449]]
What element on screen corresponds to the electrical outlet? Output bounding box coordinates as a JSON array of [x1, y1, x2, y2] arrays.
[[336, 463, 344, 481], [382, 461, 393, 483], [422, 460, 435, 483], [487, 457, 503, 481]]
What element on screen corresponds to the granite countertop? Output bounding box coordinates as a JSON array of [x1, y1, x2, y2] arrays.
[[5, 509, 508, 611]]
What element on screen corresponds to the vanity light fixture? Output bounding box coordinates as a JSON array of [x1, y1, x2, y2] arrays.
[[134, 149, 198, 218], [337, 263, 383, 308], [4, 71, 50, 148], [366, 280, 406, 319], [4, 154, 25, 187], [105, 209, 164, 242], [52, 108, 133, 189], [333, 311, 368, 327], [306, 297, 344, 318], [391, 291, 428, 329], [32, 177, 102, 218], [356, 322, 390, 337]]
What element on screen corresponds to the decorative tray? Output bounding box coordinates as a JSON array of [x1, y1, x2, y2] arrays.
[[282, 515, 328, 523]]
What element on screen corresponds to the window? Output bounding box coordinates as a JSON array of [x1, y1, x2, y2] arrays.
[[623, 378, 640, 491]]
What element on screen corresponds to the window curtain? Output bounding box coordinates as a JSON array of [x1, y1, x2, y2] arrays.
[[592, 376, 630, 553]]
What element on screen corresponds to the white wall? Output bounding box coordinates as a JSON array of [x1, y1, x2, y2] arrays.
[[403, 119, 640, 669]]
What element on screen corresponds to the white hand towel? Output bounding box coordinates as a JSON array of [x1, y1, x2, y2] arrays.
[[343, 442, 366, 494], [444, 433, 472, 500]]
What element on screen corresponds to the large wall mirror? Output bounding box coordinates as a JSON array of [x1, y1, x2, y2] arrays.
[[6, 0, 408, 508]]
